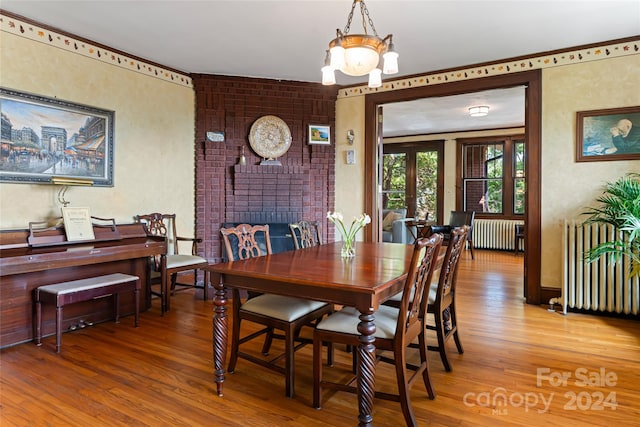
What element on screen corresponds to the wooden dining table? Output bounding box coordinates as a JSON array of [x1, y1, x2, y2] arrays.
[[207, 241, 416, 427]]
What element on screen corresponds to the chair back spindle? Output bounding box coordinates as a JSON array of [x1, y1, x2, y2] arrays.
[[289, 220, 321, 249], [137, 213, 178, 256], [401, 234, 443, 334], [434, 226, 468, 304], [221, 224, 272, 261]]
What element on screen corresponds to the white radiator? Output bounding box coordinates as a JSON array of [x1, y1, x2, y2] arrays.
[[473, 219, 524, 250], [557, 220, 639, 315]]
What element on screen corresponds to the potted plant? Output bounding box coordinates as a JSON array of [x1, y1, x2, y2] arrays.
[[583, 172, 640, 278]]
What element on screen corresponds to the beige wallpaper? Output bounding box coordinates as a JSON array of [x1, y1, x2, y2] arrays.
[[334, 95, 367, 239], [0, 31, 196, 238], [335, 54, 640, 290], [541, 56, 640, 288]]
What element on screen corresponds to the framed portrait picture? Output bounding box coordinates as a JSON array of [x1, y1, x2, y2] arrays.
[[308, 125, 331, 145], [0, 87, 115, 186], [576, 106, 640, 162]]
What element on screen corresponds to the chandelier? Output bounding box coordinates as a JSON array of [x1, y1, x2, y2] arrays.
[[322, 0, 398, 88]]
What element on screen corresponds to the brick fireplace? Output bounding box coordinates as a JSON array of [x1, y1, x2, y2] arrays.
[[193, 75, 338, 262]]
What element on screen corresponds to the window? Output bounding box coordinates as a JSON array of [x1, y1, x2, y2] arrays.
[[381, 152, 407, 210], [458, 135, 525, 218]]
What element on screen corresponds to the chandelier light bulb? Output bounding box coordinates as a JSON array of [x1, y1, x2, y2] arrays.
[[383, 50, 398, 75], [322, 50, 336, 85], [322, 65, 336, 85], [368, 68, 382, 88], [329, 44, 345, 70]]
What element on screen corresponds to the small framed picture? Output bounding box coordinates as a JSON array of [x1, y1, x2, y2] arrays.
[[576, 106, 640, 162], [308, 125, 331, 145]]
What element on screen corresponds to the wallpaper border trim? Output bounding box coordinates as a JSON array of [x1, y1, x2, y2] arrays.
[[337, 38, 640, 98], [0, 13, 193, 88]]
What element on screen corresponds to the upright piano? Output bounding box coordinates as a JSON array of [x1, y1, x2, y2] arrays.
[[0, 221, 166, 348]]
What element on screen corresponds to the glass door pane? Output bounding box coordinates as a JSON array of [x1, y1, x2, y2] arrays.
[[416, 150, 439, 222], [382, 152, 406, 209]]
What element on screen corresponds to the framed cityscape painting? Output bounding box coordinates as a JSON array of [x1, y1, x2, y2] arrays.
[[576, 106, 640, 162], [0, 87, 114, 186]]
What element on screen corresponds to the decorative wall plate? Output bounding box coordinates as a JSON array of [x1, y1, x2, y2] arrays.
[[248, 115, 292, 161]]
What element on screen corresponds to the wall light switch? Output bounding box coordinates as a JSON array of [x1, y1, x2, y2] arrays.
[[346, 149, 356, 165]]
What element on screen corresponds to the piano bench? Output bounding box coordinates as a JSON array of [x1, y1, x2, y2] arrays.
[[34, 273, 140, 353]]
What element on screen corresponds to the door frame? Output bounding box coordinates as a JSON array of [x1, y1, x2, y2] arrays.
[[363, 70, 542, 304]]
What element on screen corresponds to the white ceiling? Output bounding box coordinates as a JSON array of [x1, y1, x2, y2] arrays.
[[2, 1, 639, 136], [382, 86, 526, 136]]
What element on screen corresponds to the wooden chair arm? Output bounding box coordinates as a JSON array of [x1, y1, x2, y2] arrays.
[[176, 236, 203, 255]]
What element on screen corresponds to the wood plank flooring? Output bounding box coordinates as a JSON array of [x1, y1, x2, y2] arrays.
[[2, 250, 639, 426]]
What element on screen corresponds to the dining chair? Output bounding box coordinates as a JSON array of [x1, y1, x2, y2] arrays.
[[135, 212, 209, 315], [220, 223, 334, 398], [312, 234, 443, 426], [289, 220, 322, 249], [514, 223, 525, 254], [426, 225, 469, 372], [429, 210, 475, 259]]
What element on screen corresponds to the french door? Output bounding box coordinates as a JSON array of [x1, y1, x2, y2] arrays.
[[382, 141, 444, 222]]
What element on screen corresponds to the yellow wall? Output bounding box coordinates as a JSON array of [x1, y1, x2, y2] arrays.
[[0, 30, 196, 237], [335, 54, 640, 290], [540, 56, 640, 288], [334, 96, 366, 238]]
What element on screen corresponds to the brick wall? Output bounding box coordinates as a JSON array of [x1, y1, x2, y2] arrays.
[[192, 75, 337, 262]]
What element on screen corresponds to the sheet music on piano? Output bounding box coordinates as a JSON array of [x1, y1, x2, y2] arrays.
[[62, 207, 95, 242]]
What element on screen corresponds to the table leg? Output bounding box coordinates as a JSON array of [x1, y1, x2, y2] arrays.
[[357, 309, 376, 427], [212, 273, 228, 397]]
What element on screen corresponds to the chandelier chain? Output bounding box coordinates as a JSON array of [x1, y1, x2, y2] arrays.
[[342, 1, 357, 35], [361, 1, 379, 37], [342, 0, 379, 37]]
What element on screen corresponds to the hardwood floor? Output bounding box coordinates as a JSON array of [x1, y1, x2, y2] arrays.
[[2, 250, 639, 426]]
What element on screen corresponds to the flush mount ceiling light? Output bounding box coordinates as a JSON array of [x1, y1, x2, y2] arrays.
[[322, 0, 398, 88], [469, 106, 490, 117]]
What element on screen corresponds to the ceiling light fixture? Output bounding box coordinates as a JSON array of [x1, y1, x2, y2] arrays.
[[469, 106, 490, 117], [322, 0, 398, 88]]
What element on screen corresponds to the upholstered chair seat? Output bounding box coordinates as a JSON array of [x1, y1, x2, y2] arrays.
[[241, 294, 330, 322]]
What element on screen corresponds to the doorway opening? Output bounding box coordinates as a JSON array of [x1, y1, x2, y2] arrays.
[[363, 70, 542, 304]]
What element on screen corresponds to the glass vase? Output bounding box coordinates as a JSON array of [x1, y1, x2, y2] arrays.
[[341, 238, 356, 258]]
